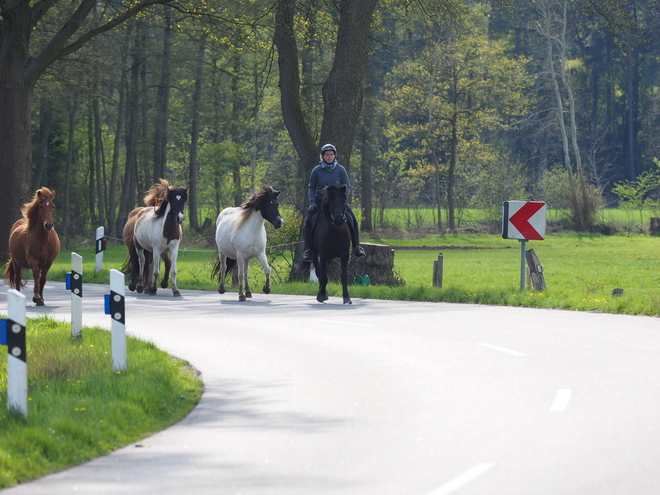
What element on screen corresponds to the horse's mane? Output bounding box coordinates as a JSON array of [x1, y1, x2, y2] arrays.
[[154, 186, 188, 218], [23, 187, 55, 226], [321, 183, 347, 213], [143, 178, 170, 207], [237, 186, 278, 229]]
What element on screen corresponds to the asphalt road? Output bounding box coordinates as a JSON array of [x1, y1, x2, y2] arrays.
[[1, 280, 660, 494]]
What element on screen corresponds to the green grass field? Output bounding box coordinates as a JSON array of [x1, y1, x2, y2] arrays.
[[29, 231, 660, 316]]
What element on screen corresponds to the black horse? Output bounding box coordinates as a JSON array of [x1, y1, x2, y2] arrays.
[[303, 183, 352, 304]]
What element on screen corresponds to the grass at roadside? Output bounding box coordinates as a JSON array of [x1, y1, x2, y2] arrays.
[[0, 318, 202, 488], [24, 232, 660, 316]]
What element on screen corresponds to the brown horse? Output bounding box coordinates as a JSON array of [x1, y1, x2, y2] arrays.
[[3, 187, 61, 306], [121, 179, 173, 292]]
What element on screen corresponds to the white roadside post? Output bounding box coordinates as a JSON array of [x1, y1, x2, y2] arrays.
[[95, 226, 105, 273], [1, 290, 28, 419], [107, 269, 127, 372], [70, 252, 83, 338]]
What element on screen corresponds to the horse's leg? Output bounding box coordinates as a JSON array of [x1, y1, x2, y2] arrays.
[[237, 257, 247, 302], [169, 241, 180, 297], [316, 256, 329, 303], [38, 264, 52, 305], [244, 259, 253, 299], [161, 252, 172, 289], [218, 254, 227, 294], [340, 255, 352, 305], [256, 252, 271, 294], [136, 247, 146, 294], [149, 247, 162, 295], [28, 259, 44, 306]]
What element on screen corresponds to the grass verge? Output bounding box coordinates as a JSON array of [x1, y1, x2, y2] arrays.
[[0, 317, 203, 488]]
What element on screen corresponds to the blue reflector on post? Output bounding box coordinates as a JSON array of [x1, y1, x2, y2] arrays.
[[66, 272, 71, 290], [1, 319, 6, 345], [104, 294, 111, 315]]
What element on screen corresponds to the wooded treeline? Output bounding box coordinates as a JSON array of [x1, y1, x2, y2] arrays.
[[3, 0, 660, 251]]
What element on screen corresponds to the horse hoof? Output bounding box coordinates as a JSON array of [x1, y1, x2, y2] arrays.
[[173, 290, 181, 297], [136, 286, 144, 294], [316, 294, 327, 303], [161, 280, 169, 289], [245, 291, 252, 298], [128, 283, 136, 292], [239, 295, 247, 302], [263, 286, 271, 294], [344, 298, 352, 305], [218, 287, 226, 294], [34, 298, 45, 306]]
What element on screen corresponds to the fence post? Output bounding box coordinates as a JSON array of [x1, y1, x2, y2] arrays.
[[70, 252, 83, 338], [106, 269, 126, 372], [1, 290, 28, 419], [432, 253, 443, 288], [95, 226, 106, 273]]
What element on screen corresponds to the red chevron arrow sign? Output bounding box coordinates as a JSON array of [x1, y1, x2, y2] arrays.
[[502, 201, 546, 240]]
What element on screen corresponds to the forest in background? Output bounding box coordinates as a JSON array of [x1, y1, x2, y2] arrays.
[[9, 0, 660, 246]]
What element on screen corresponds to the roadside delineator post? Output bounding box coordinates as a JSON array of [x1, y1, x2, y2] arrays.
[[104, 269, 126, 372], [66, 252, 83, 338], [95, 226, 106, 273], [1, 290, 28, 419]]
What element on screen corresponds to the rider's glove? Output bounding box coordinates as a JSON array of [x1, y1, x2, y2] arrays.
[[308, 203, 317, 214]]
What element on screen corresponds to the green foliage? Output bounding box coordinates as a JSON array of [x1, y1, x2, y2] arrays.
[[0, 320, 202, 488], [612, 159, 660, 224]]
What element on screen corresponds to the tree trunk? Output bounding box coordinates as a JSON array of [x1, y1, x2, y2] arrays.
[[63, 98, 78, 247], [32, 102, 53, 191], [188, 36, 205, 231], [447, 114, 458, 231], [230, 51, 242, 206], [93, 95, 107, 225], [108, 31, 129, 236], [153, 11, 172, 182], [360, 60, 374, 232], [0, 82, 33, 260]]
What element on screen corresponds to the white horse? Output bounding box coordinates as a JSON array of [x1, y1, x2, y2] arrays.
[[213, 186, 284, 301], [134, 186, 188, 297]]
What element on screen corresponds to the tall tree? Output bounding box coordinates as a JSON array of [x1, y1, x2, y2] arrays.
[[0, 0, 173, 259], [273, 0, 378, 279]]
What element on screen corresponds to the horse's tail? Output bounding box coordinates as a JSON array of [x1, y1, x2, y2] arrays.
[[211, 256, 236, 282], [3, 258, 26, 289]]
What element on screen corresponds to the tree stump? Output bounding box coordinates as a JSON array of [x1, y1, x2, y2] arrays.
[[526, 248, 546, 291], [327, 242, 404, 286], [651, 218, 660, 233]]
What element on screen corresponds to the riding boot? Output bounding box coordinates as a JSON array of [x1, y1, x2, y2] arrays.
[[348, 214, 365, 258], [302, 218, 314, 263]]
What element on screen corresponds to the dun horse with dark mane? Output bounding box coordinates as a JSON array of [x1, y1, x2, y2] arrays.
[[3, 187, 60, 306]]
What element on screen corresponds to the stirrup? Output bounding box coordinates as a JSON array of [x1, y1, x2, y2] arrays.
[[302, 249, 314, 262], [353, 245, 366, 258]]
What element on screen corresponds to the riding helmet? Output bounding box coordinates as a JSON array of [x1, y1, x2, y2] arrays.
[[320, 143, 337, 154]]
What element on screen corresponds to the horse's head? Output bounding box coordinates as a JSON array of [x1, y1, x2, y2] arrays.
[[256, 186, 284, 229], [36, 188, 56, 232], [165, 187, 189, 225], [322, 184, 348, 229]]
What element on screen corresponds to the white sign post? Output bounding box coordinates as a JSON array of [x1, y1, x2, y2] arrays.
[[95, 226, 105, 273], [109, 269, 127, 372], [4, 290, 28, 419], [71, 252, 83, 338]]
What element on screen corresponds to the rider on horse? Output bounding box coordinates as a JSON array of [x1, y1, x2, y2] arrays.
[[302, 143, 366, 263]]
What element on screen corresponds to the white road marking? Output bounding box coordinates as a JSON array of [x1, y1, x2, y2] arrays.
[[476, 343, 526, 357], [549, 389, 572, 412], [311, 319, 372, 327], [428, 463, 496, 495]]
